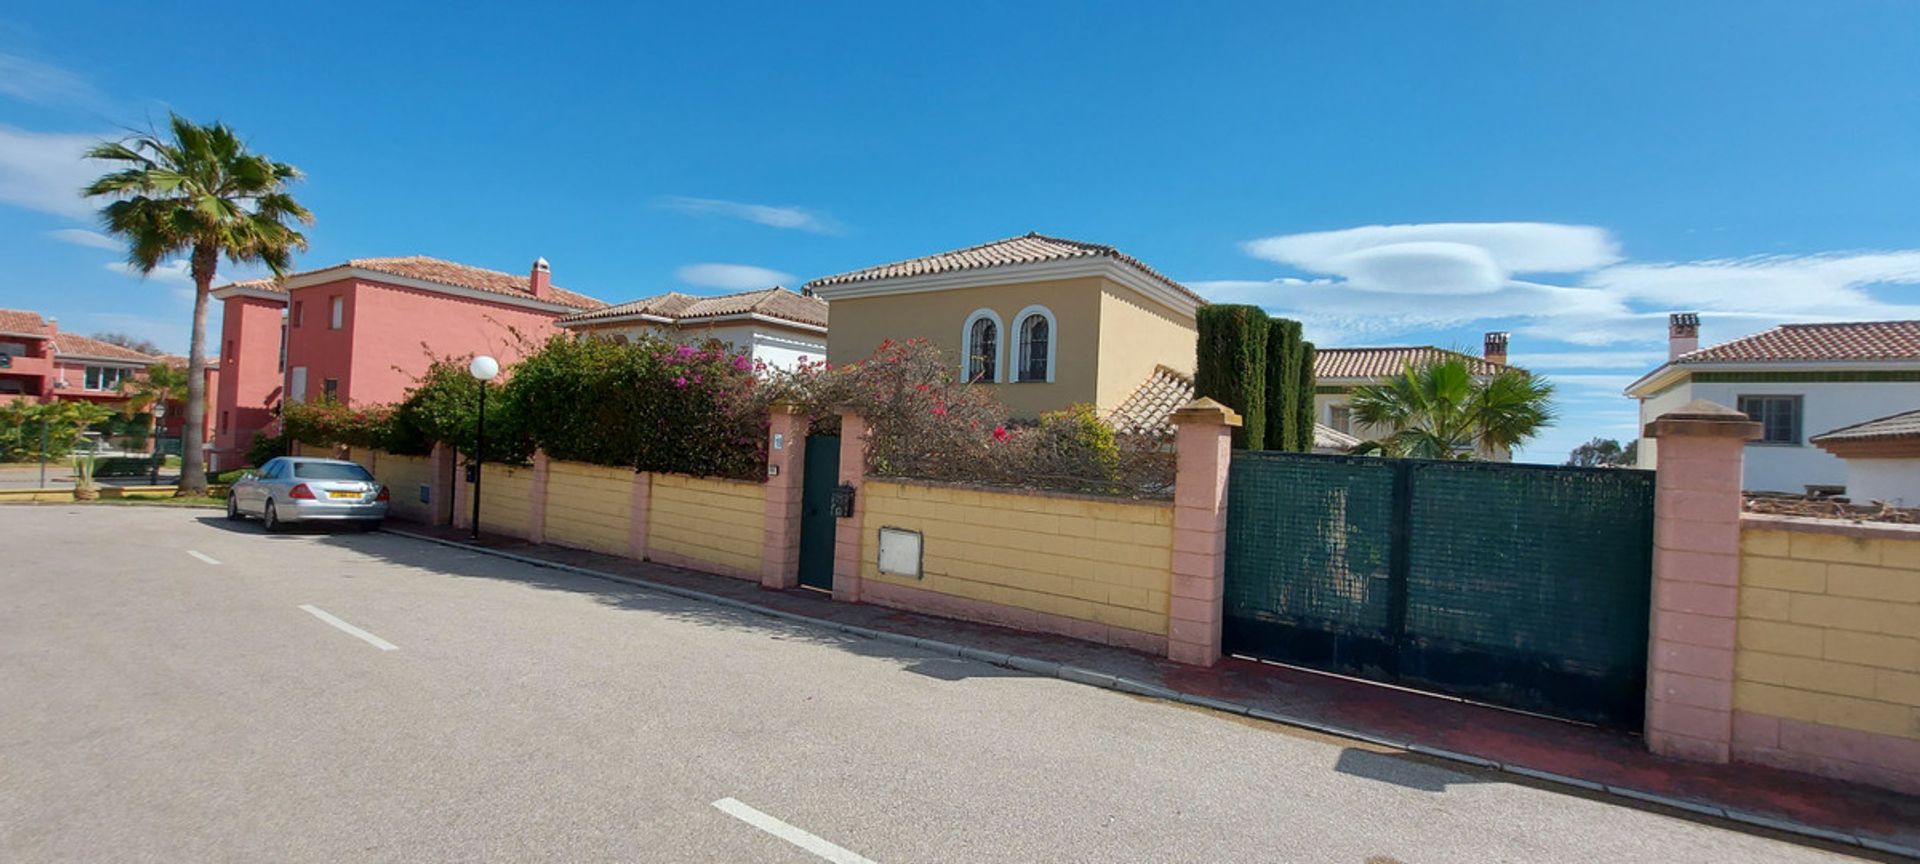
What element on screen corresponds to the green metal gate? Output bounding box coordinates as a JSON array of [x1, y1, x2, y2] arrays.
[[797, 434, 840, 591], [1223, 451, 1655, 730]]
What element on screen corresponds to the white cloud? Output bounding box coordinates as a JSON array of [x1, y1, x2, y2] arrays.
[[0, 125, 110, 219], [47, 227, 117, 249], [1209, 222, 1920, 356], [0, 51, 98, 107], [1246, 222, 1620, 282], [675, 263, 797, 292], [659, 196, 841, 234]]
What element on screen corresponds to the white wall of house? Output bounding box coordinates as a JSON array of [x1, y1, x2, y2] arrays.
[[1639, 378, 1920, 492], [1842, 456, 1920, 507], [578, 321, 826, 372]]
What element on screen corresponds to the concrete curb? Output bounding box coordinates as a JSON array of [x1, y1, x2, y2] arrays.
[[385, 528, 1919, 861]]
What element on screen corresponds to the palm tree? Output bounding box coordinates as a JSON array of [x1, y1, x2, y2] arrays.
[[1348, 356, 1555, 460], [120, 360, 191, 456], [84, 114, 312, 494]]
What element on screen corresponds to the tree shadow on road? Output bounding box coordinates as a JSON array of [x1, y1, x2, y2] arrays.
[[192, 515, 1038, 685]]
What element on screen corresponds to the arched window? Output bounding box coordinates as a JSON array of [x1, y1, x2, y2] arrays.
[[961, 309, 1002, 383], [1014, 305, 1056, 383]]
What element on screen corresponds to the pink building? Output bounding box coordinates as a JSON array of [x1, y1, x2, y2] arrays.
[[0, 308, 216, 447], [209, 256, 606, 469]]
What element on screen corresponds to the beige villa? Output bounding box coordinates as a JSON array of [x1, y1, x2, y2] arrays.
[[804, 233, 1204, 418]]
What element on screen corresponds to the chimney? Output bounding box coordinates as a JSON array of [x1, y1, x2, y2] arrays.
[[1669, 312, 1700, 360], [45, 316, 57, 337], [530, 257, 552, 300], [1483, 331, 1509, 366]]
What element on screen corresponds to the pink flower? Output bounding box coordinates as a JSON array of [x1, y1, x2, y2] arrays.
[[732, 356, 752, 371], [675, 345, 697, 359], [931, 405, 946, 416], [797, 355, 809, 363], [673, 376, 688, 389], [992, 425, 1009, 443]]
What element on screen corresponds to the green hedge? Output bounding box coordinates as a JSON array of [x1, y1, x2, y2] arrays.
[[1194, 305, 1268, 450], [1295, 342, 1316, 451], [1264, 319, 1301, 452]]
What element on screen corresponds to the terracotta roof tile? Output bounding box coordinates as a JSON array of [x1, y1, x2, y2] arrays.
[[1679, 320, 1920, 364], [341, 256, 607, 311], [558, 287, 827, 329], [1108, 365, 1195, 435], [1104, 364, 1354, 450], [0, 308, 49, 336], [1314, 346, 1508, 379], [52, 333, 164, 363], [804, 233, 1204, 305], [1811, 408, 1920, 444]]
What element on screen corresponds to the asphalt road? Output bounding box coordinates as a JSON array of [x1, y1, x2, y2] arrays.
[[0, 506, 1878, 863]]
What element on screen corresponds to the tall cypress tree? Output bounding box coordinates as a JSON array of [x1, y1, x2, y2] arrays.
[[1264, 318, 1302, 451], [1295, 341, 1317, 451], [1193, 304, 1267, 450]]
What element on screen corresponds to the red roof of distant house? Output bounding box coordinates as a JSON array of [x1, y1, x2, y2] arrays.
[[804, 232, 1205, 305], [558, 286, 827, 329], [1677, 320, 1920, 364], [52, 333, 164, 363], [0, 308, 50, 336], [219, 256, 609, 311], [1314, 346, 1509, 380]]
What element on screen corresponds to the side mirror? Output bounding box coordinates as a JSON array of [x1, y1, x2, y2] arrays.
[[240, 472, 256, 481]]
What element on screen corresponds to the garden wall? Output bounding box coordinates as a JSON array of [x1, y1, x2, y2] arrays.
[[1732, 515, 1920, 794], [477, 463, 535, 539], [647, 473, 766, 580], [371, 453, 434, 523], [541, 461, 634, 557], [857, 480, 1174, 653]]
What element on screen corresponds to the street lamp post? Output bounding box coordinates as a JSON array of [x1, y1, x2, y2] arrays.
[[149, 402, 167, 486], [468, 355, 500, 541]]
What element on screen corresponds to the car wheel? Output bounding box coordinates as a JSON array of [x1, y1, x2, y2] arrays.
[[262, 500, 282, 533], [226, 495, 242, 521]]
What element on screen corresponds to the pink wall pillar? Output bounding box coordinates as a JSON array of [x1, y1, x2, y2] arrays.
[[831, 413, 869, 603], [428, 442, 454, 526], [760, 404, 809, 590], [528, 450, 551, 544], [629, 471, 652, 560], [1644, 400, 1761, 763], [1167, 398, 1241, 667]]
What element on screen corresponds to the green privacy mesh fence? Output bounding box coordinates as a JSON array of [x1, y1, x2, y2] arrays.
[[1224, 451, 1655, 730]]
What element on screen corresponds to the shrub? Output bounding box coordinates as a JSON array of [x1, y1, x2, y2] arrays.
[[1295, 341, 1317, 451], [1264, 318, 1301, 452], [501, 333, 765, 479], [390, 357, 529, 464], [1195, 304, 1267, 450], [245, 428, 291, 466], [282, 400, 399, 451]]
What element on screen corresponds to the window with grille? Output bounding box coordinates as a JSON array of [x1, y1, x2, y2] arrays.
[[1737, 395, 1801, 445], [1329, 404, 1352, 433], [1017, 313, 1050, 382], [967, 316, 997, 382]]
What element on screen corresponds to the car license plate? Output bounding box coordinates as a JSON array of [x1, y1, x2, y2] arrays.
[[328, 490, 360, 499]]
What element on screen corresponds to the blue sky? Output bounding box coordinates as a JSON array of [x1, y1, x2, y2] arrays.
[[4, 1, 1919, 461]]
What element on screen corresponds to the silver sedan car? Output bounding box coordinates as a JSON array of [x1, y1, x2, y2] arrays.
[[227, 457, 390, 531]]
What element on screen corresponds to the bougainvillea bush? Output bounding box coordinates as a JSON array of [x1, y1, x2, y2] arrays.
[[502, 334, 765, 479], [767, 339, 1174, 498]]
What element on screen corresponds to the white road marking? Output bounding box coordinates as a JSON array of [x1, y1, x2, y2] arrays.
[[297, 605, 398, 651], [185, 550, 221, 566], [712, 798, 878, 864]]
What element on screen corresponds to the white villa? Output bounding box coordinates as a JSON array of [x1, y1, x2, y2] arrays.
[[556, 286, 828, 371], [1626, 314, 1920, 494]]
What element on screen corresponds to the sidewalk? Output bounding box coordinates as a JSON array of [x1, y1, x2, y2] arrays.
[[391, 520, 1920, 858]]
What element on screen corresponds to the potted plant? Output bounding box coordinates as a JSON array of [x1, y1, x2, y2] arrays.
[[72, 451, 100, 501]]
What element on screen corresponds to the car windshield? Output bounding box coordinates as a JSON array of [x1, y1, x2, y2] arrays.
[[292, 462, 374, 481]]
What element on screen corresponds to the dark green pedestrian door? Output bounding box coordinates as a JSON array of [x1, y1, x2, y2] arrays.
[[797, 434, 840, 591]]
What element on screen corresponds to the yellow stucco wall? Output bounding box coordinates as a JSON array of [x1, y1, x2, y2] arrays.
[[648, 473, 765, 577], [543, 460, 634, 556], [824, 277, 1112, 418], [859, 480, 1174, 636], [1094, 285, 1197, 410], [1736, 522, 1920, 741], [478, 463, 534, 539], [371, 452, 433, 523]]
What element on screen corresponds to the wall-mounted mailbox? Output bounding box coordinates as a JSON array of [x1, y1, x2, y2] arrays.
[[831, 483, 856, 518]]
